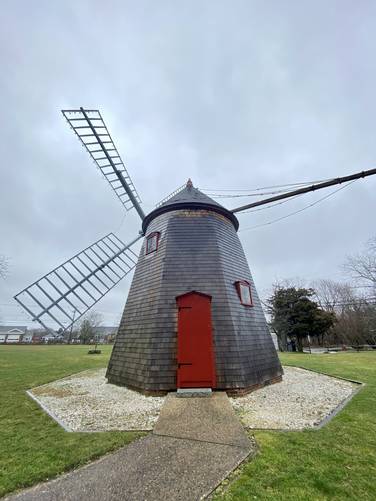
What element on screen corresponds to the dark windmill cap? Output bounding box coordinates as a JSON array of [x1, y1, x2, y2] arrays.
[[142, 179, 239, 233]]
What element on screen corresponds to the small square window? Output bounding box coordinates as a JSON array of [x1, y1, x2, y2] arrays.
[[234, 280, 253, 306], [145, 232, 160, 255]]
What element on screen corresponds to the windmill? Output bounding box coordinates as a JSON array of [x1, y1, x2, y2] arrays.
[[14, 108, 376, 395]]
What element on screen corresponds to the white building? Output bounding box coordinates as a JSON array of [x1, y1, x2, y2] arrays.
[[0, 326, 28, 343], [22, 331, 34, 343], [271, 332, 279, 351]]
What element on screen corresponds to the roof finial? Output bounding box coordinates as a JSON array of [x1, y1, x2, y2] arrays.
[[186, 178, 193, 189]]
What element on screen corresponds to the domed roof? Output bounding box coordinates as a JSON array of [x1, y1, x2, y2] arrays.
[[142, 179, 239, 233]]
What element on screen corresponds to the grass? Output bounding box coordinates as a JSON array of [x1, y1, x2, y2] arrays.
[[214, 352, 376, 501], [0, 345, 143, 498], [1, 347, 375, 500]]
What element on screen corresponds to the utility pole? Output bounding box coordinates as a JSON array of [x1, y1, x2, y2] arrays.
[[67, 308, 77, 344]]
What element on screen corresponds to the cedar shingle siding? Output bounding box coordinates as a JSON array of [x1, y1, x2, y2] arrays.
[[107, 186, 282, 394]]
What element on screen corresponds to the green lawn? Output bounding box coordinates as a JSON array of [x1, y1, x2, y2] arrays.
[[215, 352, 376, 501], [1, 347, 375, 500], [0, 345, 143, 498]]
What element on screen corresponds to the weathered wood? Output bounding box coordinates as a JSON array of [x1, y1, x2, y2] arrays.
[[106, 185, 282, 393]]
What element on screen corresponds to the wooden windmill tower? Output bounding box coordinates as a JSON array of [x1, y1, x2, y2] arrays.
[[107, 178, 282, 394], [15, 108, 376, 395]]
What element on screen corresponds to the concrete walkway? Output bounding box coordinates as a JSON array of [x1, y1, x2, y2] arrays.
[[6, 392, 254, 501]]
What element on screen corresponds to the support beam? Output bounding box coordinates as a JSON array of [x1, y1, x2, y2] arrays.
[[231, 168, 376, 213]]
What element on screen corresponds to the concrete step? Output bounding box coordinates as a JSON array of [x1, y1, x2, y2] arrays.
[[176, 388, 212, 398]]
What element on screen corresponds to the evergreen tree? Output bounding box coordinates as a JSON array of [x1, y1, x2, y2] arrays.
[[267, 286, 335, 352]]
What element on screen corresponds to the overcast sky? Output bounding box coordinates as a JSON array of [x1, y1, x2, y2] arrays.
[[1, 1, 375, 328]]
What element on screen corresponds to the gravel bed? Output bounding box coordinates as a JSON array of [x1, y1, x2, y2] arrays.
[[29, 369, 165, 432], [29, 366, 358, 433], [230, 366, 358, 430]]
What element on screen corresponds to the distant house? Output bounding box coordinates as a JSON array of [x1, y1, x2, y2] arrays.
[[27, 328, 59, 343], [37, 330, 61, 343], [42, 333, 59, 343], [0, 326, 28, 343], [267, 324, 279, 351], [22, 331, 34, 343], [270, 332, 279, 351]]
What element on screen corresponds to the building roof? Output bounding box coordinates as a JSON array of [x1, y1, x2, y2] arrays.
[[94, 326, 118, 335], [0, 325, 27, 334], [70, 326, 118, 339], [142, 180, 239, 233]]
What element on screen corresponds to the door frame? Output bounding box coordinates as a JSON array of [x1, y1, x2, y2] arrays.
[[176, 290, 216, 388]]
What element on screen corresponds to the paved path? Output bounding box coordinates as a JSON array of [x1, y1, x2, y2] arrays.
[[6, 393, 254, 501]]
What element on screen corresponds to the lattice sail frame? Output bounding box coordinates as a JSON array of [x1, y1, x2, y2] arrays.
[[14, 233, 141, 333], [62, 108, 144, 218]]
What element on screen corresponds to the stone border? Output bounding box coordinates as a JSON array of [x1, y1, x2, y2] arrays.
[[26, 387, 155, 434], [238, 365, 364, 432], [25, 369, 163, 433], [285, 365, 365, 430], [315, 383, 363, 430], [25, 370, 97, 433], [26, 366, 365, 434], [206, 440, 259, 500], [26, 390, 73, 432], [210, 368, 365, 498], [282, 364, 364, 386]]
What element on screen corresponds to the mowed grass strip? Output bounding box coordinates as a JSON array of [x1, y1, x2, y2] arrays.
[[0, 345, 143, 497], [214, 352, 376, 501]]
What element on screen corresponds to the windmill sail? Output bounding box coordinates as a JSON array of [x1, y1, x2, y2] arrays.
[[230, 167, 376, 213], [14, 233, 141, 332], [62, 108, 145, 220]]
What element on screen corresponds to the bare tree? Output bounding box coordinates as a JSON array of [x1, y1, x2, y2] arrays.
[[344, 237, 376, 292], [312, 279, 355, 313], [78, 311, 103, 344], [313, 278, 376, 346]]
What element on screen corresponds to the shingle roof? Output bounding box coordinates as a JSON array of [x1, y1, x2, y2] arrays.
[[160, 181, 223, 208], [142, 180, 239, 232]]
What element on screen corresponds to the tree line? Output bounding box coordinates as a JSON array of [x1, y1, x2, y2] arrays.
[[267, 237, 376, 351], [59, 311, 106, 344]]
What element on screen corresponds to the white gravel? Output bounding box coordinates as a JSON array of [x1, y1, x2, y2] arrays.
[[230, 366, 358, 430], [29, 368, 165, 432], [29, 366, 359, 433]]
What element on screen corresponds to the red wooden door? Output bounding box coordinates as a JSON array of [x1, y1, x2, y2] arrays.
[[176, 291, 216, 388]]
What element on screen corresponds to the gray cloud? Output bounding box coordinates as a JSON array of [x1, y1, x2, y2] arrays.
[[1, 0, 376, 326]]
